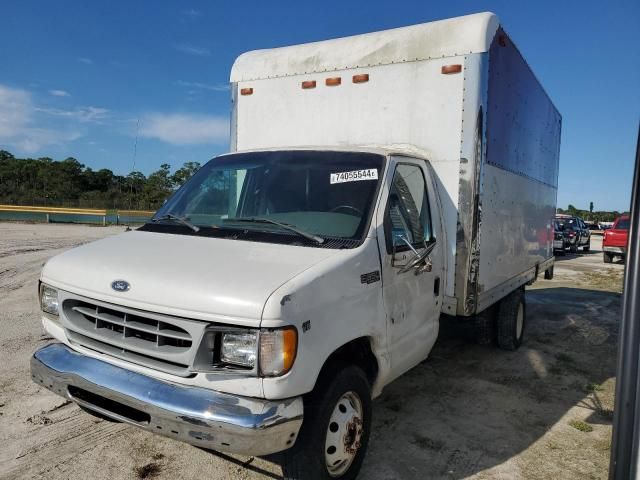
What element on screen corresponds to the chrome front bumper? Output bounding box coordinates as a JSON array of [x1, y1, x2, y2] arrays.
[[603, 246, 626, 254], [31, 343, 303, 455]]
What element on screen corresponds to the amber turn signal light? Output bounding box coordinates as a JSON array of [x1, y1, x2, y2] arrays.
[[441, 64, 462, 75], [301, 80, 316, 89], [352, 74, 369, 84], [240, 87, 254, 95], [325, 77, 342, 86]]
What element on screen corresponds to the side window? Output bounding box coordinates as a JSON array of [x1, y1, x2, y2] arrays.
[[387, 164, 433, 250]]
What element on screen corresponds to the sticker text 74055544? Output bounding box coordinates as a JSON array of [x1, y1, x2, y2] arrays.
[[330, 169, 378, 184]]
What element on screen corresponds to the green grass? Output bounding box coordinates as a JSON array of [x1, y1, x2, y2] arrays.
[[585, 383, 604, 393], [569, 420, 594, 432]]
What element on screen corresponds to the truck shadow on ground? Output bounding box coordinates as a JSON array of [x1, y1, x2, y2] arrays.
[[204, 287, 620, 479]]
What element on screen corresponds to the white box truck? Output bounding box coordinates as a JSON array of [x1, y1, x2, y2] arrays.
[[32, 12, 560, 479]]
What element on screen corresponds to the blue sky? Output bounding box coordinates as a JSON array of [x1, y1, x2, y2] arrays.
[[1, 1, 638, 211]]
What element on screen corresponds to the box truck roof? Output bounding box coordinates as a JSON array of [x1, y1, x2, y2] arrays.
[[231, 12, 499, 82]]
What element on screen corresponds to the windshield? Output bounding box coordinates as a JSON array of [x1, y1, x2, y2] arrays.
[[616, 218, 630, 230], [145, 151, 385, 248], [556, 218, 578, 231]]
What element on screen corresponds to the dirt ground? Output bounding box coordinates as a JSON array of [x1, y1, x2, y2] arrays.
[[0, 224, 624, 479]]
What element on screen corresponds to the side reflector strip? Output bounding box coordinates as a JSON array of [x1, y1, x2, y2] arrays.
[[441, 64, 462, 75], [240, 87, 253, 95], [352, 74, 369, 84], [301, 80, 316, 89], [325, 77, 341, 86]]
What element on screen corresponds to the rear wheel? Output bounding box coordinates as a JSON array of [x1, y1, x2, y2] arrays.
[[475, 305, 496, 345], [603, 252, 613, 263], [496, 288, 526, 351], [544, 266, 554, 280], [281, 365, 372, 480], [570, 243, 578, 253]]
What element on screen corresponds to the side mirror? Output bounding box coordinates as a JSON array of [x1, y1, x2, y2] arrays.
[[391, 235, 414, 268], [392, 235, 436, 274]]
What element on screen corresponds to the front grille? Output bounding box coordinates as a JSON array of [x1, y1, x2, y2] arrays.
[[70, 303, 192, 350], [61, 296, 207, 377]]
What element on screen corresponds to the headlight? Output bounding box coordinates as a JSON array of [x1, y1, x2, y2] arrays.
[[259, 327, 297, 377], [195, 326, 298, 376], [221, 332, 258, 368], [39, 283, 59, 316]]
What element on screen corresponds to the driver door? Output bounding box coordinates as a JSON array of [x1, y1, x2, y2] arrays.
[[377, 159, 443, 378]]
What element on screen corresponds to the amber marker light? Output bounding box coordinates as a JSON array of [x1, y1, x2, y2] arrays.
[[301, 80, 316, 89], [352, 74, 370, 84], [259, 327, 298, 377], [240, 87, 254, 95], [441, 64, 462, 75], [325, 77, 342, 86]]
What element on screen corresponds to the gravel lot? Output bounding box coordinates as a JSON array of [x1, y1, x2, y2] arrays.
[[0, 223, 624, 479]]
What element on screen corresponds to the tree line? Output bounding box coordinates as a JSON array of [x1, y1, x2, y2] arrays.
[[557, 204, 626, 223], [0, 149, 628, 219], [0, 150, 200, 211]]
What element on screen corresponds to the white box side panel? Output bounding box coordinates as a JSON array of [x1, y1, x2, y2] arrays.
[[235, 58, 465, 162], [478, 164, 554, 291]]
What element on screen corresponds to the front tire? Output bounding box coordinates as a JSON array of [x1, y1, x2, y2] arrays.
[[281, 365, 372, 480], [544, 266, 554, 280], [603, 252, 613, 263], [496, 287, 526, 351]]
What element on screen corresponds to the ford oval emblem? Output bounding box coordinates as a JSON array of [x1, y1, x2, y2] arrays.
[[111, 280, 130, 292]]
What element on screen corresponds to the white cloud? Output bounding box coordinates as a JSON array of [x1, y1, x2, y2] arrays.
[[174, 43, 210, 56], [177, 80, 229, 92], [139, 113, 228, 145], [78, 57, 93, 65], [182, 8, 201, 19], [38, 106, 109, 123], [0, 85, 82, 153], [49, 89, 71, 97]]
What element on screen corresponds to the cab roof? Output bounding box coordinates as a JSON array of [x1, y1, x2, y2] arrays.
[[230, 12, 499, 82]]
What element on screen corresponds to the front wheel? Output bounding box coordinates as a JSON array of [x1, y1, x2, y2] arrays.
[[281, 365, 372, 480], [603, 252, 613, 263]]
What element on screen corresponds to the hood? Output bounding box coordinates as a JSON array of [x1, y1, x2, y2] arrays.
[[42, 231, 340, 325]]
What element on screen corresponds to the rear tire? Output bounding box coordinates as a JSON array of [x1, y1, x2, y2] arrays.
[[603, 252, 613, 263], [544, 266, 554, 280], [475, 305, 496, 345], [281, 365, 372, 480], [570, 244, 578, 253], [496, 287, 526, 351]]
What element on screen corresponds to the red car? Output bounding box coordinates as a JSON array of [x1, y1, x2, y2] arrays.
[[603, 215, 630, 263]]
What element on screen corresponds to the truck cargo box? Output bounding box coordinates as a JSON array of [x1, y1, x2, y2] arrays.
[[230, 12, 561, 316]]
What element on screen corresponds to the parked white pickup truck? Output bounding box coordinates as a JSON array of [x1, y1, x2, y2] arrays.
[[32, 12, 560, 479]]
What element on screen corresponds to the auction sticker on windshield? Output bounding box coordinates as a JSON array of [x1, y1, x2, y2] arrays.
[[330, 169, 378, 184]]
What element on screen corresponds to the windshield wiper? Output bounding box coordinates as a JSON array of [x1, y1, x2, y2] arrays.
[[152, 213, 200, 232], [223, 217, 324, 244]]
